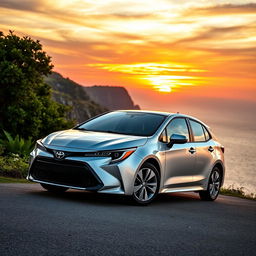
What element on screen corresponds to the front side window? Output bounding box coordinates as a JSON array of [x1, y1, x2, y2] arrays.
[[166, 118, 190, 142], [76, 111, 167, 136], [190, 120, 205, 142]]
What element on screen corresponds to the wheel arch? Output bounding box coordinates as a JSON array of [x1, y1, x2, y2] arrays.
[[139, 156, 162, 185], [213, 161, 225, 186]]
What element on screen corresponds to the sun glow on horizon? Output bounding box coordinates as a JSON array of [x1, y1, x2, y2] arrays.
[[88, 62, 206, 93], [155, 85, 172, 93]]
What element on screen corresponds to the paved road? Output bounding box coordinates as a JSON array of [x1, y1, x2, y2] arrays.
[[0, 183, 255, 256]]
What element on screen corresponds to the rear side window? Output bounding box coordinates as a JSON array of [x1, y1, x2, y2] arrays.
[[166, 118, 190, 142], [203, 126, 211, 141], [189, 120, 205, 142]]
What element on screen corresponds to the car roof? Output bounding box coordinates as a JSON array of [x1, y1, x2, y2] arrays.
[[116, 110, 209, 128], [117, 109, 173, 116]]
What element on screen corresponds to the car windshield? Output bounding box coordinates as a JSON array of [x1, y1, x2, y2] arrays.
[[76, 111, 167, 136]]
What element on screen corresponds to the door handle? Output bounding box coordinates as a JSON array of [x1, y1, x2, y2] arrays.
[[189, 147, 196, 154], [208, 146, 214, 152]]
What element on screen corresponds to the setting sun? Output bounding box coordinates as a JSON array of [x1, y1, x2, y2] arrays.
[[155, 85, 172, 93]]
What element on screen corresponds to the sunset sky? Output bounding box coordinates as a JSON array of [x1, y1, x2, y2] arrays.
[[1, 0, 256, 108]]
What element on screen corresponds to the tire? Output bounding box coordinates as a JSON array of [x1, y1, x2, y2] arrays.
[[40, 183, 68, 193], [131, 162, 160, 205], [199, 167, 221, 201]]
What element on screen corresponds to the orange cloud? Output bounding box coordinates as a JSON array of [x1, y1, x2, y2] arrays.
[[0, 0, 255, 101]]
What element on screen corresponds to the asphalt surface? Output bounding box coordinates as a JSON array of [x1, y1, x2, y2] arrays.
[[0, 183, 255, 256]]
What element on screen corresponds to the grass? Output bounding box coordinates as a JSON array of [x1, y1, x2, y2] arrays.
[[220, 186, 256, 201], [0, 176, 31, 183]]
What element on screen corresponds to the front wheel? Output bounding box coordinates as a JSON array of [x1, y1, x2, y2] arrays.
[[40, 183, 68, 193], [199, 167, 221, 201], [131, 163, 160, 205]]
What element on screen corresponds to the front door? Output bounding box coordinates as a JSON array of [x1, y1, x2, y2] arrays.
[[163, 118, 196, 189]]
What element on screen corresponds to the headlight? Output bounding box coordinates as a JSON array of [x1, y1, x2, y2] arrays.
[[84, 148, 136, 163], [35, 140, 47, 152]]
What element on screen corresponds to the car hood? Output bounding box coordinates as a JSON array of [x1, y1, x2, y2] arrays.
[[42, 129, 147, 151]]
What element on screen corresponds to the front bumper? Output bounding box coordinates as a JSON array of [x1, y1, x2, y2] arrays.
[[29, 156, 103, 190], [27, 146, 143, 195]]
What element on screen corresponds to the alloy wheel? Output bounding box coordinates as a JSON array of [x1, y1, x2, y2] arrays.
[[133, 167, 158, 202], [209, 170, 221, 199]]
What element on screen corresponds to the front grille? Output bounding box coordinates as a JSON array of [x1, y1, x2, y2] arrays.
[[30, 157, 102, 190], [45, 147, 87, 157]]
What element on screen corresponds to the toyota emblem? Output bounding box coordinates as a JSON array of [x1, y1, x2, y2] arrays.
[[54, 151, 65, 159]]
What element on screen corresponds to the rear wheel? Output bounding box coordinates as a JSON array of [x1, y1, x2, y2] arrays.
[[199, 167, 221, 201], [132, 162, 160, 205], [40, 183, 68, 193]]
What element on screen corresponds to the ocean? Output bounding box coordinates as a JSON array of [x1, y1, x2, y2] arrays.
[[210, 120, 256, 195]]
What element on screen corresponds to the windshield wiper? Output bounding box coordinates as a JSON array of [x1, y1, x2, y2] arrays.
[[74, 127, 88, 131], [102, 130, 125, 134], [102, 130, 141, 136], [74, 128, 119, 133], [74, 128, 140, 136]]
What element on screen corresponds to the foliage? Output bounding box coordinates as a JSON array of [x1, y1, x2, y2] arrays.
[[0, 130, 34, 157], [0, 31, 74, 140], [220, 185, 255, 200], [0, 144, 5, 155], [0, 154, 29, 178], [0, 176, 31, 183]]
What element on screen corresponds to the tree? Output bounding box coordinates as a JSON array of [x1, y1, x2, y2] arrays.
[[0, 31, 73, 140]]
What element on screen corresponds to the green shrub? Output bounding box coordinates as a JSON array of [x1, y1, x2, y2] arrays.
[[0, 31, 73, 140], [0, 154, 29, 178], [0, 130, 34, 157], [0, 144, 5, 155]]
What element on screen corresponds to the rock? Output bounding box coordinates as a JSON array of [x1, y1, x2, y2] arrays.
[[45, 72, 140, 123], [84, 85, 140, 111]]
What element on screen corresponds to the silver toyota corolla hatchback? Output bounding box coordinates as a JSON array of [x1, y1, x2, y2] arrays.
[[27, 110, 225, 205]]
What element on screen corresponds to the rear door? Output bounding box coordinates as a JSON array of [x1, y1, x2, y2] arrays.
[[188, 119, 215, 185]]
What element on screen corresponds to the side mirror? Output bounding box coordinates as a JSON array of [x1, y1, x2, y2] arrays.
[[167, 134, 188, 147]]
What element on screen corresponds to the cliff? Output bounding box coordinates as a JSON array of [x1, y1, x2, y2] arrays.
[[45, 72, 140, 123], [45, 72, 107, 123], [84, 86, 140, 110]]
